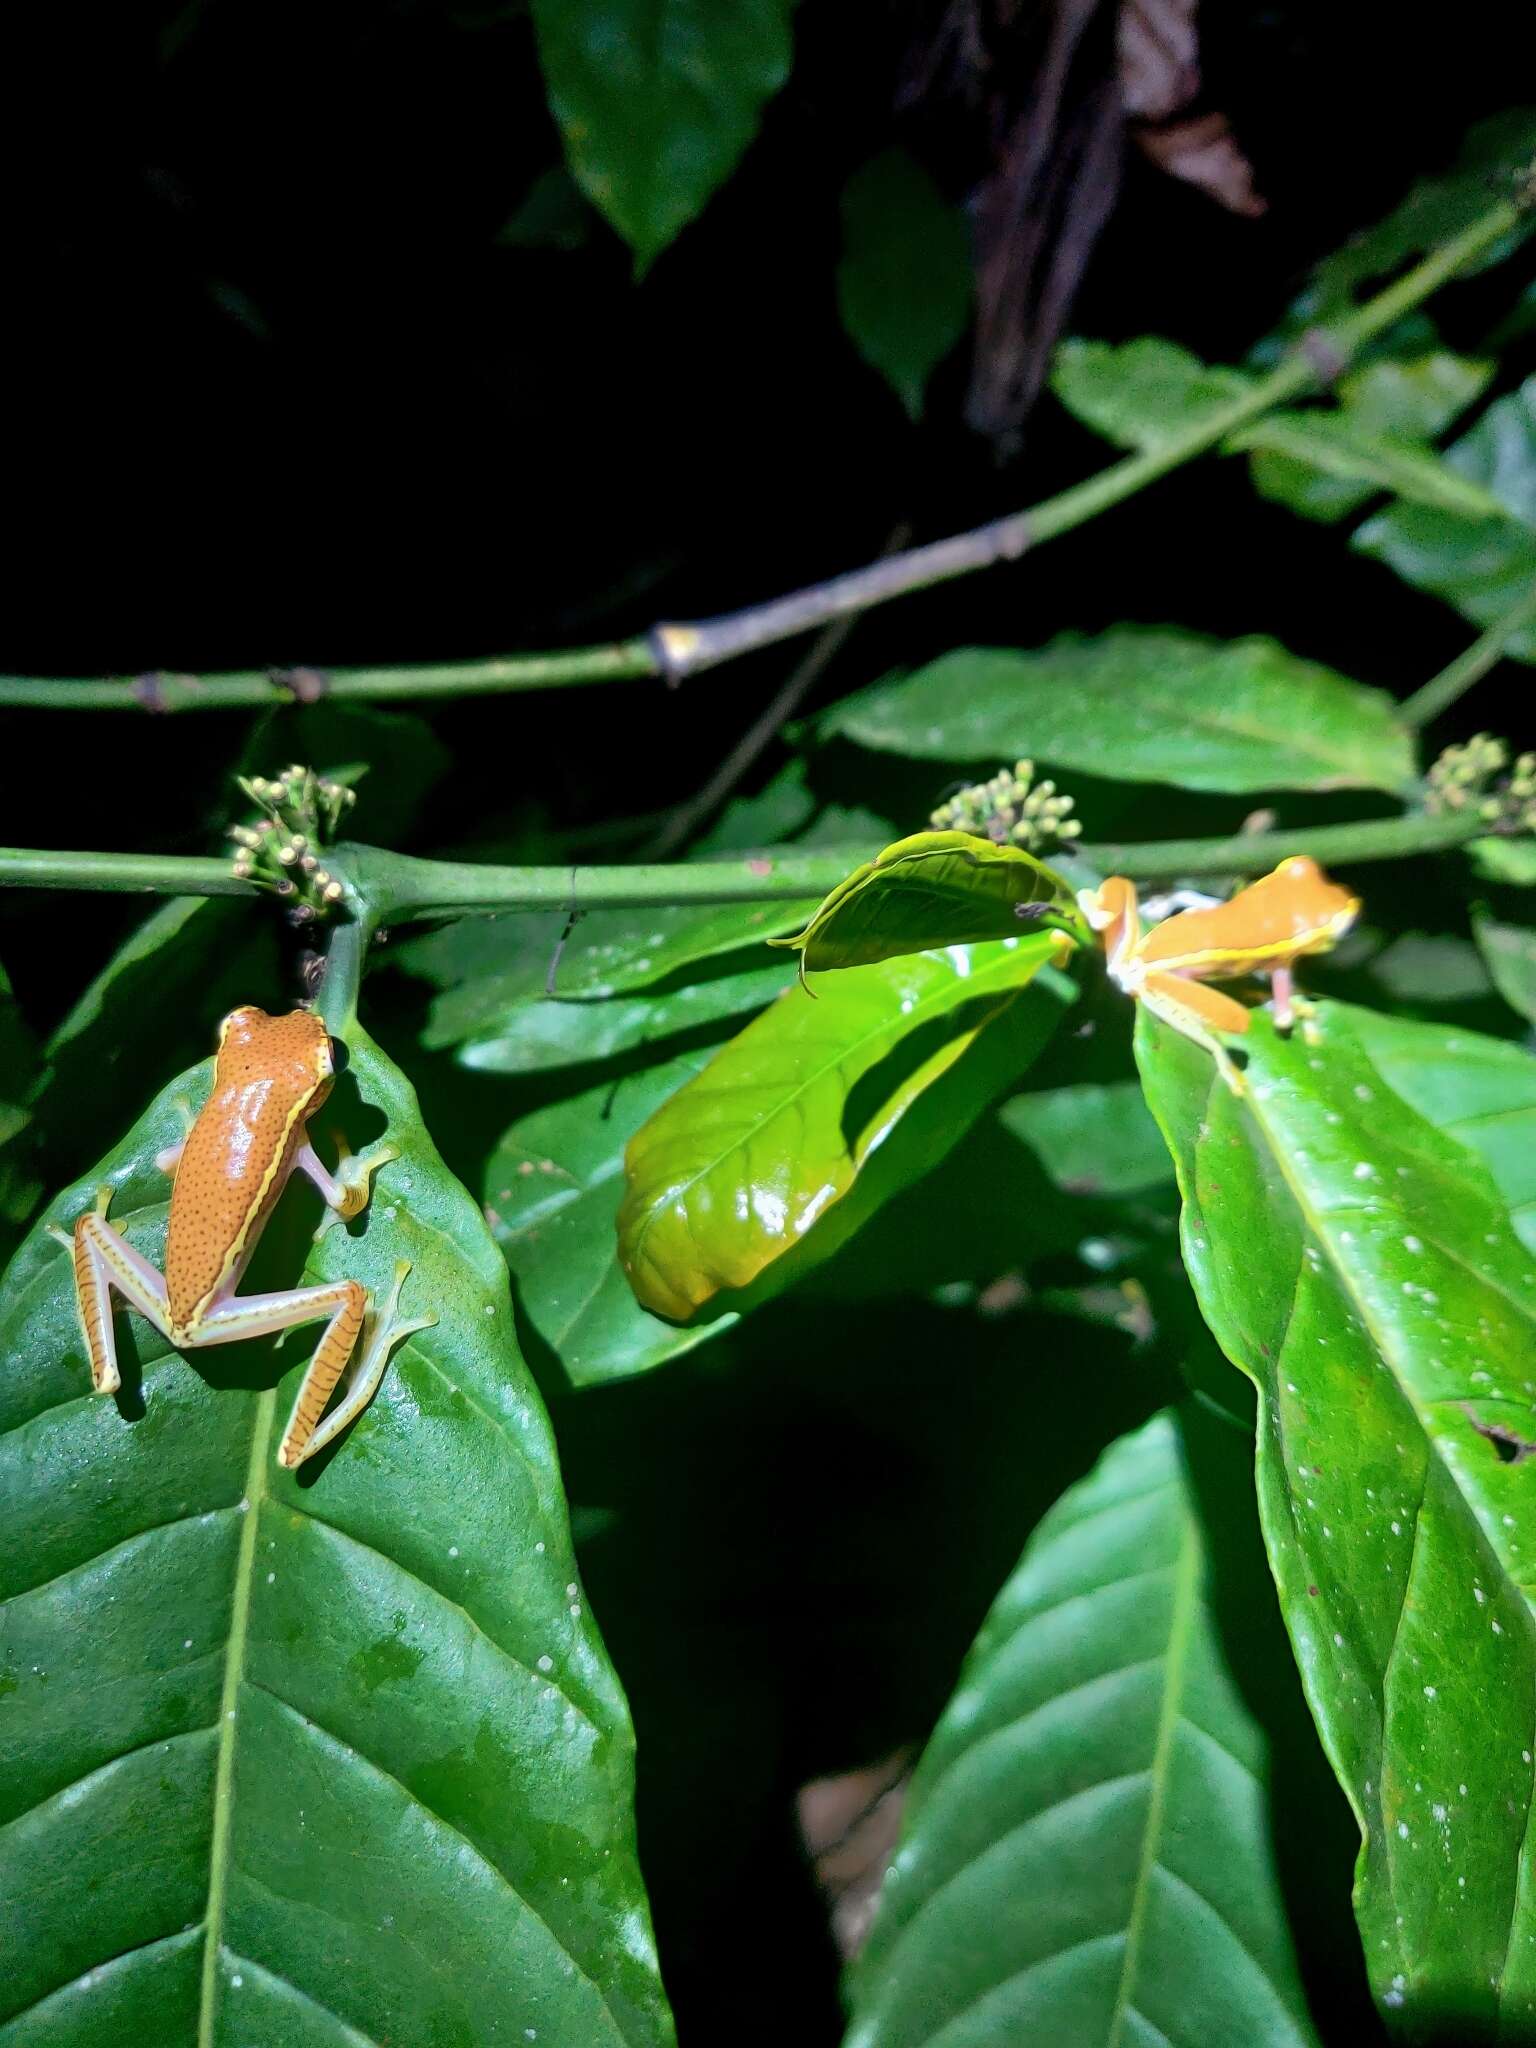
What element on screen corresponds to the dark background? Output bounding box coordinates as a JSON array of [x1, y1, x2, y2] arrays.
[[3, 4, 1532, 2041]]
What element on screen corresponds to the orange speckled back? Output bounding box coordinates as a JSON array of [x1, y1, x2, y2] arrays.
[[166, 1006, 332, 1328], [1139, 857, 1360, 976]]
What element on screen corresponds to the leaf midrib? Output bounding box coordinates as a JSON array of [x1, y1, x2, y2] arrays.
[[197, 1386, 274, 2045]]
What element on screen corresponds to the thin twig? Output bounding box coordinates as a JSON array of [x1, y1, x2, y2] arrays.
[[645, 525, 912, 859], [0, 194, 1522, 716], [1399, 586, 1536, 729]]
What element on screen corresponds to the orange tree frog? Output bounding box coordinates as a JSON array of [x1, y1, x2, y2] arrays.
[[49, 1004, 432, 1468], [1077, 855, 1360, 1094]]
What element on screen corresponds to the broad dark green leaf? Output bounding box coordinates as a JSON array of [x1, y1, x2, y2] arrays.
[[0, 962, 41, 1269], [1050, 337, 1252, 450], [619, 935, 1068, 1321], [1000, 1080, 1173, 1198], [459, 958, 794, 1075], [1355, 375, 1536, 659], [0, 1029, 672, 2045], [487, 1042, 744, 1386], [846, 1410, 1320, 2048], [1474, 910, 1536, 1028], [399, 894, 820, 1051], [1233, 410, 1504, 522], [822, 630, 1416, 794], [26, 898, 281, 1195], [1343, 1004, 1536, 1253], [1137, 999, 1536, 2031], [529, 0, 794, 270], [837, 150, 972, 420], [499, 165, 594, 251], [771, 832, 1081, 974], [238, 702, 451, 848], [1253, 356, 1490, 524]]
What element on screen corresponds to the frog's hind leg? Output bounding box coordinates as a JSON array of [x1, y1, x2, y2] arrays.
[[1139, 971, 1252, 1096], [48, 1186, 174, 1396], [290, 1260, 434, 1467]]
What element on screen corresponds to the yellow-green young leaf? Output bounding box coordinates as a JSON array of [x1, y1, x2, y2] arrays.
[[846, 1411, 1321, 2048], [822, 630, 1417, 795], [771, 832, 1082, 973], [0, 1029, 672, 2047], [619, 934, 1069, 1321], [1136, 1000, 1536, 2033]]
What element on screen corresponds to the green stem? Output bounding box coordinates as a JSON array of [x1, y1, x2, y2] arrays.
[[1076, 809, 1484, 879], [0, 848, 252, 895], [1399, 587, 1536, 728], [0, 810, 1495, 915], [316, 914, 373, 1037], [0, 195, 1520, 715]]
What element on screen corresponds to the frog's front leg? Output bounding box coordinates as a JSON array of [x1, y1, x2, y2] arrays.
[[1139, 969, 1251, 1096], [294, 1136, 401, 1237], [48, 1186, 173, 1395]]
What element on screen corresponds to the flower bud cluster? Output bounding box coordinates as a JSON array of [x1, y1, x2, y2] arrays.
[[1425, 734, 1536, 833], [227, 764, 355, 920], [930, 760, 1082, 852]]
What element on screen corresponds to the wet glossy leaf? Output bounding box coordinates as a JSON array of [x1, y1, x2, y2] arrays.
[[1343, 1004, 1536, 1253], [1000, 1080, 1173, 1197], [494, 971, 1069, 1381], [1234, 410, 1504, 522], [1136, 998, 1536, 2032], [1051, 336, 1252, 449], [401, 892, 819, 1051], [530, 0, 794, 270], [619, 935, 1069, 1321], [458, 958, 795, 1075], [772, 832, 1081, 974], [1355, 375, 1536, 659], [0, 1029, 672, 2045], [837, 151, 972, 420], [846, 1410, 1320, 2048], [823, 630, 1416, 794]]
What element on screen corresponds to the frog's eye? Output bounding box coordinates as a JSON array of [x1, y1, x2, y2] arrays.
[[326, 1036, 350, 1077]]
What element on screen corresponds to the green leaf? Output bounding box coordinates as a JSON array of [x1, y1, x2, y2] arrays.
[[1474, 910, 1536, 1027], [25, 898, 282, 1197], [1343, 1004, 1536, 1254], [837, 150, 972, 420], [1000, 1080, 1173, 1198], [1355, 375, 1536, 660], [487, 1041, 745, 1386], [400, 894, 819, 1051], [1471, 837, 1536, 887], [498, 165, 594, 251], [0, 1028, 673, 2044], [529, 0, 794, 270], [494, 959, 1069, 1381], [846, 1410, 1320, 2048], [1233, 410, 1506, 522], [619, 935, 1067, 1321], [1297, 108, 1536, 329], [0, 962, 42, 1268], [459, 958, 795, 1075], [1340, 352, 1496, 442], [822, 629, 1417, 794], [1137, 999, 1536, 2031], [771, 832, 1081, 974], [1050, 337, 1252, 450]]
